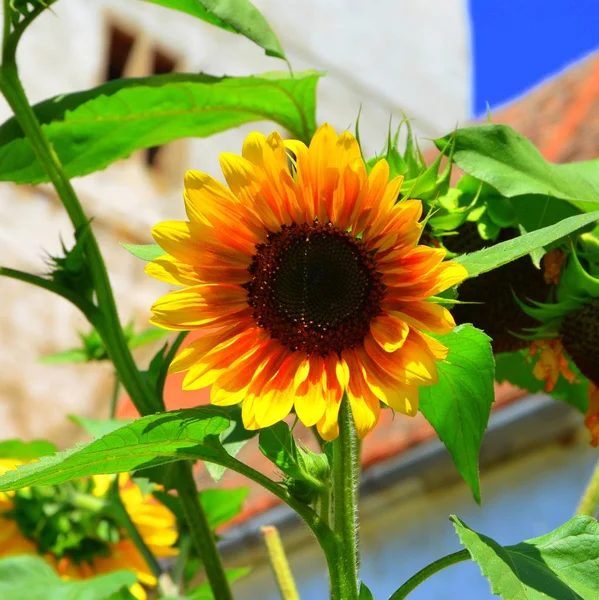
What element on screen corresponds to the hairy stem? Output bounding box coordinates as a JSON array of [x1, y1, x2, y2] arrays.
[[576, 458, 599, 517], [173, 462, 234, 600], [388, 550, 470, 600], [330, 396, 360, 600]]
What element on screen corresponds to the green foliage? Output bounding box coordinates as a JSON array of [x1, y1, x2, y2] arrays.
[[358, 582, 374, 600], [122, 243, 165, 262], [69, 415, 134, 439], [0, 439, 56, 459], [419, 325, 494, 503], [259, 422, 329, 502], [452, 515, 599, 599], [155, 487, 249, 530], [0, 72, 321, 184], [47, 223, 94, 301], [184, 568, 250, 599], [40, 324, 170, 364], [495, 350, 589, 413], [0, 408, 233, 491], [0, 555, 135, 600], [205, 406, 258, 482], [436, 124, 599, 212], [141, 0, 285, 59], [456, 210, 599, 278]]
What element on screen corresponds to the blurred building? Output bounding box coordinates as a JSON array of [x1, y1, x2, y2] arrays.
[[0, 0, 471, 442]]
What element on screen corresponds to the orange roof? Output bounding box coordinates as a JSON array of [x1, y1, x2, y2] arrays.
[[118, 52, 599, 524]]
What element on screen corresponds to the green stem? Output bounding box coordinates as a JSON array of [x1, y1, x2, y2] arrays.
[[173, 461, 233, 600], [109, 373, 121, 419], [0, 266, 100, 323], [0, 44, 227, 600], [387, 550, 470, 600], [0, 62, 157, 417], [213, 452, 344, 597], [330, 395, 360, 600], [576, 458, 599, 517], [261, 525, 300, 600], [110, 479, 163, 581]]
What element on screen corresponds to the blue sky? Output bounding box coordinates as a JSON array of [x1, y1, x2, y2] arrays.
[[470, 0, 599, 115]]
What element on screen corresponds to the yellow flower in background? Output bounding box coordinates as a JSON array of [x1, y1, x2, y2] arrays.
[[0, 462, 177, 600], [147, 124, 467, 439], [529, 339, 577, 392], [585, 382, 599, 447]]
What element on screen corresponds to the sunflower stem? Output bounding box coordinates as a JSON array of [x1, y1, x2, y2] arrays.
[[0, 60, 158, 418], [576, 458, 599, 517], [330, 395, 360, 600], [174, 461, 234, 600], [0, 50, 230, 600], [109, 478, 163, 581]]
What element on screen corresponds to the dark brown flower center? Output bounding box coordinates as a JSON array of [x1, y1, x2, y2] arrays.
[[245, 221, 384, 356]]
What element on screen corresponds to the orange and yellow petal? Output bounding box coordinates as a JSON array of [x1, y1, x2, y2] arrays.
[[529, 339, 577, 393], [585, 382, 599, 447]]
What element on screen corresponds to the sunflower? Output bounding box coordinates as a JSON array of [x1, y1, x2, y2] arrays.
[[148, 124, 467, 439], [0, 461, 177, 600]]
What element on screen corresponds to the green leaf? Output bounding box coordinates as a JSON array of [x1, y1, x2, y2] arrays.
[[128, 327, 171, 349], [495, 350, 589, 413], [205, 405, 257, 482], [141, 0, 285, 59], [419, 325, 494, 503], [69, 415, 134, 439], [457, 210, 599, 278], [452, 515, 599, 599], [186, 568, 250, 599], [199, 487, 249, 529], [38, 348, 89, 364], [359, 582, 375, 600], [436, 124, 599, 211], [0, 439, 57, 460], [0, 555, 136, 600], [0, 408, 232, 491], [0, 71, 321, 184], [259, 422, 328, 499], [122, 243, 165, 262]]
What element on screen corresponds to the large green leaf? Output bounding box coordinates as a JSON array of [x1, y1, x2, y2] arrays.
[[0, 408, 232, 491], [457, 210, 599, 278], [495, 350, 589, 413], [436, 124, 599, 211], [0, 71, 320, 184], [419, 325, 494, 503], [0, 555, 136, 600], [452, 515, 599, 599], [141, 1, 285, 59]]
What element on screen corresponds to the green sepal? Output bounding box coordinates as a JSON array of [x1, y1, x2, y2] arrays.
[[259, 422, 329, 503], [557, 243, 599, 302], [47, 223, 94, 302]]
